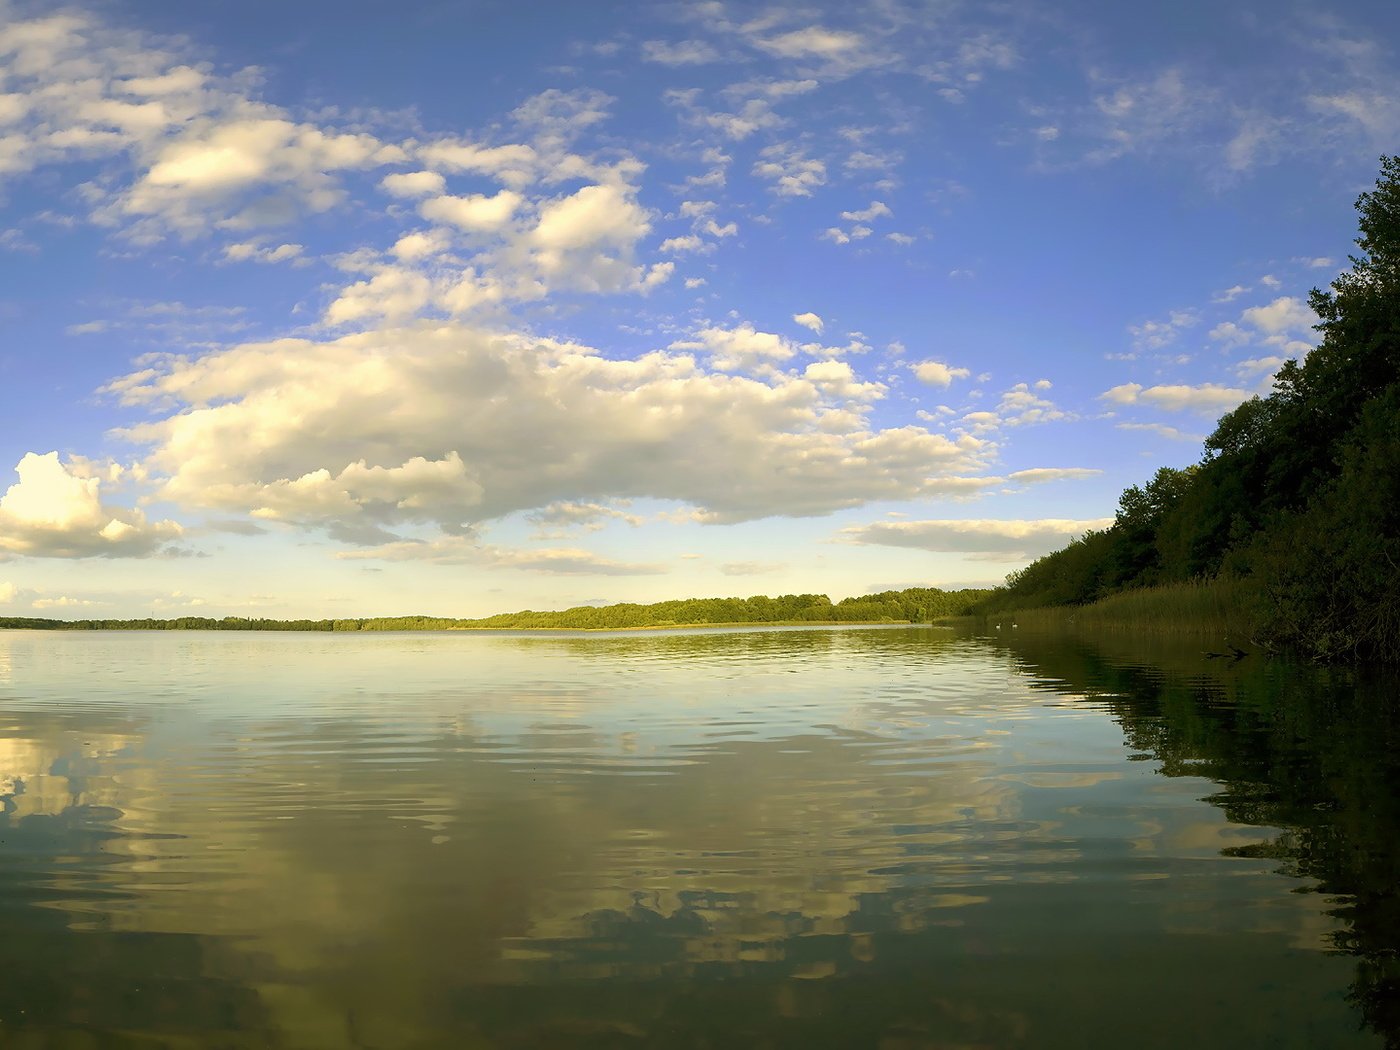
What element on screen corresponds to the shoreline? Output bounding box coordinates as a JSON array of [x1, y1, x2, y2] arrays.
[[1, 618, 926, 635]]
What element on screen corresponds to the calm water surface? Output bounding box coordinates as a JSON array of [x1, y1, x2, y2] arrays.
[[0, 625, 1396, 1048]]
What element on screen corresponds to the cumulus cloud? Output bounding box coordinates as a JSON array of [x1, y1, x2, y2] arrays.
[[990, 383, 1071, 427], [840, 201, 891, 222], [419, 190, 523, 232], [415, 140, 538, 188], [122, 118, 404, 233], [793, 312, 824, 334], [670, 323, 796, 372], [912, 360, 971, 387], [1100, 381, 1251, 412], [841, 518, 1114, 560], [1240, 295, 1318, 335], [0, 452, 180, 558], [529, 183, 655, 287], [753, 144, 826, 197], [379, 171, 447, 198], [105, 324, 997, 540]]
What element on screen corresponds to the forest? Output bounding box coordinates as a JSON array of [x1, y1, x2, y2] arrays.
[[980, 156, 1400, 663], [0, 587, 992, 633]]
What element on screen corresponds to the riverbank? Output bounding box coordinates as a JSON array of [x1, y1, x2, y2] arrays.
[[967, 578, 1259, 642], [0, 616, 920, 634]]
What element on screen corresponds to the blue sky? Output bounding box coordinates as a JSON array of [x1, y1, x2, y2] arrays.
[[0, 0, 1396, 618]]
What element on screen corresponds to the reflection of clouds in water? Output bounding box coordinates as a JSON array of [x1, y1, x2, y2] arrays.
[[0, 628, 1381, 1046], [0, 731, 138, 819]]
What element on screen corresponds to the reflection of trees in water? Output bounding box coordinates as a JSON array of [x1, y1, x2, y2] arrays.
[[1, 627, 1392, 1047], [498, 623, 963, 663], [990, 630, 1400, 1049]]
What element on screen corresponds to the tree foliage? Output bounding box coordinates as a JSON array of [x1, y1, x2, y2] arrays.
[[0, 588, 993, 634], [985, 157, 1400, 662]]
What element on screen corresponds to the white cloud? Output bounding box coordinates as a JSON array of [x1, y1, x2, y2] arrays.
[[1240, 295, 1317, 335], [992, 383, 1072, 426], [379, 170, 447, 198], [123, 118, 404, 234], [719, 560, 784, 576], [1128, 309, 1198, 351], [841, 518, 1114, 560], [912, 360, 971, 387], [1115, 422, 1203, 441], [419, 190, 523, 233], [1212, 284, 1250, 303], [1100, 381, 1251, 412], [753, 144, 826, 197], [390, 230, 449, 262], [223, 241, 304, 265], [106, 324, 995, 537], [801, 338, 872, 359], [1208, 321, 1252, 348], [32, 595, 101, 609], [641, 39, 721, 65], [840, 201, 891, 222], [415, 141, 537, 188], [1308, 90, 1400, 143], [527, 500, 642, 533], [532, 183, 649, 251], [1005, 468, 1101, 484], [660, 234, 707, 254], [793, 312, 824, 334], [0, 452, 180, 558], [802, 360, 885, 402], [753, 26, 864, 60], [1235, 355, 1287, 378], [325, 265, 436, 326], [338, 536, 667, 574], [670, 323, 796, 371]]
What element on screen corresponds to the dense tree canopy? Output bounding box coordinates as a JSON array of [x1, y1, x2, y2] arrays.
[[986, 157, 1400, 662]]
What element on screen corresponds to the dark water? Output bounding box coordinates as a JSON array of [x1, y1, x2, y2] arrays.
[[0, 625, 1396, 1048]]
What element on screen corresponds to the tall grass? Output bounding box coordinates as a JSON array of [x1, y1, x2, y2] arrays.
[[983, 577, 1259, 639]]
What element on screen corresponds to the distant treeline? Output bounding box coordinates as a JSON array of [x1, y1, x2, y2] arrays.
[[0, 587, 992, 634], [980, 156, 1400, 663], [0, 616, 342, 632]]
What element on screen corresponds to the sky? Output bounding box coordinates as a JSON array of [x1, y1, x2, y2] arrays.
[[0, 0, 1396, 619]]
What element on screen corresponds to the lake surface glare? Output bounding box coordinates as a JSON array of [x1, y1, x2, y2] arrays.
[[0, 625, 1395, 1048]]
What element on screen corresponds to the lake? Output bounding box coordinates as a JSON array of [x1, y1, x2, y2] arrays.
[[0, 625, 1395, 1048]]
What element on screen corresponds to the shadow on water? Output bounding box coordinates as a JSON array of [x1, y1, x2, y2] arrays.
[[978, 625, 1400, 1048]]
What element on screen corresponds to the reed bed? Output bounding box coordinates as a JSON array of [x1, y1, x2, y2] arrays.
[[986, 578, 1258, 639]]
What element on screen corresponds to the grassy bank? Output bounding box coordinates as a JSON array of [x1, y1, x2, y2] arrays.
[[977, 578, 1259, 640]]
